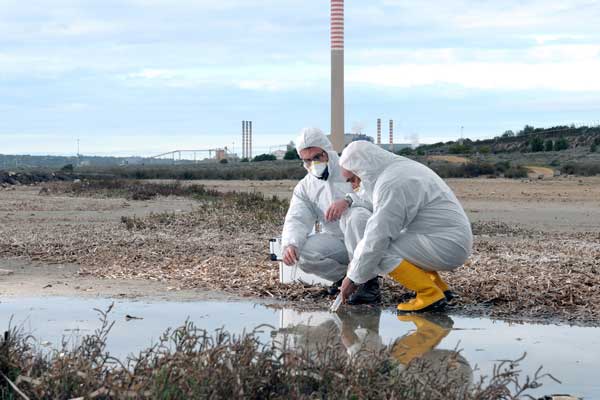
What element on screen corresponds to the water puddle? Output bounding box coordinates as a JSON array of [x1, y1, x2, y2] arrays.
[[2, 296, 598, 398]]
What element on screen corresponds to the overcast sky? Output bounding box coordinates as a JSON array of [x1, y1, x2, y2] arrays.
[[1, 0, 600, 156]]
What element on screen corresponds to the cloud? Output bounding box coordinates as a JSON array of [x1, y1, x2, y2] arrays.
[[347, 61, 600, 92]]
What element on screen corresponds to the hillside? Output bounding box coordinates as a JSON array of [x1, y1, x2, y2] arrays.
[[417, 125, 600, 155]]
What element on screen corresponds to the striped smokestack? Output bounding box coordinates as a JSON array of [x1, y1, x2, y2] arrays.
[[330, 0, 344, 153], [376, 118, 381, 144], [249, 121, 253, 160]]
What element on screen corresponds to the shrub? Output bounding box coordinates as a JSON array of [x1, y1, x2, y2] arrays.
[[449, 144, 472, 154], [0, 312, 551, 400], [544, 140, 554, 152], [397, 148, 414, 156], [219, 159, 228, 164], [504, 165, 529, 179], [530, 136, 544, 152], [494, 161, 511, 173], [61, 164, 74, 172], [554, 136, 569, 151], [283, 149, 300, 160], [253, 154, 277, 162], [561, 162, 600, 176]]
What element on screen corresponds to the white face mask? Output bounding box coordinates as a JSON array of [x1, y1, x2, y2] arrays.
[[308, 161, 328, 178]]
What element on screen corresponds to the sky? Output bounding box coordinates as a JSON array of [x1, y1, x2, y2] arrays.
[[1, 0, 600, 156]]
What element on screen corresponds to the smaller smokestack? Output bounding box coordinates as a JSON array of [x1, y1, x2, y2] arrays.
[[242, 121, 247, 159], [376, 118, 381, 144], [249, 121, 253, 159], [389, 120, 394, 145]]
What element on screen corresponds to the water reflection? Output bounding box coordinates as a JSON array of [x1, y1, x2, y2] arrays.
[[272, 308, 472, 392]]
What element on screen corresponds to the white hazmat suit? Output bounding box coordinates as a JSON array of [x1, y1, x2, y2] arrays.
[[282, 128, 370, 282], [339, 141, 473, 285]]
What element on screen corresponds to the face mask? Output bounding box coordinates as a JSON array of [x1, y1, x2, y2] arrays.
[[308, 161, 328, 179]]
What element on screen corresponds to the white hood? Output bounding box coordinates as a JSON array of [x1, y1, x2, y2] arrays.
[[296, 128, 333, 153], [339, 141, 400, 196], [339, 140, 399, 180]]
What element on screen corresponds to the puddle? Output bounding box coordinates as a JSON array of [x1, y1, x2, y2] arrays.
[[2, 296, 599, 398]]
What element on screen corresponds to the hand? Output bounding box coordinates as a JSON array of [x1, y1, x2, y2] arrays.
[[325, 199, 349, 222], [340, 277, 357, 303], [282, 245, 299, 265]]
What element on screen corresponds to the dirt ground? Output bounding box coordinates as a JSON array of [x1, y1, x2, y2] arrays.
[[192, 176, 600, 232], [0, 177, 599, 324]]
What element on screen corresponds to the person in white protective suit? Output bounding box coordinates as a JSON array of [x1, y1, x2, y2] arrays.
[[281, 129, 381, 303], [337, 141, 473, 312]]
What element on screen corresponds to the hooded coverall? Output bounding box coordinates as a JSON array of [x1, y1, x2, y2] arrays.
[[281, 128, 370, 282], [339, 141, 473, 287]]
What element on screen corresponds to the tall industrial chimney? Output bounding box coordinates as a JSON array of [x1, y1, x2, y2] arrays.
[[248, 121, 251, 159], [376, 118, 381, 144], [330, 0, 344, 153], [389, 120, 394, 151], [242, 121, 246, 159]]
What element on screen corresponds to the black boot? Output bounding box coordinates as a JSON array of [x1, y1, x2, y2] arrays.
[[326, 278, 344, 296], [348, 277, 381, 305]]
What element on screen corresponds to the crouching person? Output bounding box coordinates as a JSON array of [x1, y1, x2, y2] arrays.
[[281, 128, 374, 300], [338, 141, 473, 312]]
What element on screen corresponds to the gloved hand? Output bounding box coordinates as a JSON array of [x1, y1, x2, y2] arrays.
[[282, 245, 299, 265], [325, 199, 349, 222], [340, 277, 357, 303]]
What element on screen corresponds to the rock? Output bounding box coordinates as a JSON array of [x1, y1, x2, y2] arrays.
[[0, 269, 14, 276]]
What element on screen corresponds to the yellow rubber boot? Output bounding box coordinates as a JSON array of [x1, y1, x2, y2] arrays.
[[427, 271, 458, 301], [392, 315, 453, 364], [389, 260, 446, 313], [427, 271, 449, 292]]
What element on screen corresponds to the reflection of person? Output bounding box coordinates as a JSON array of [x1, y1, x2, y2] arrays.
[[271, 308, 384, 360], [391, 314, 473, 396], [281, 128, 379, 303], [338, 141, 473, 312]]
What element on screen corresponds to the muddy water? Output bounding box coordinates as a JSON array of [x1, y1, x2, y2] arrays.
[[1, 297, 598, 398]]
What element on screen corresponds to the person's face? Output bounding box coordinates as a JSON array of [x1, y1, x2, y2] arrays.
[[299, 147, 328, 166], [341, 167, 361, 191]]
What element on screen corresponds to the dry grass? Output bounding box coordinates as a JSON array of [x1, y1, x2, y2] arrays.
[[427, 155, 470, 164], [0, 305, 554, 400], [1, 181, 599, 324]]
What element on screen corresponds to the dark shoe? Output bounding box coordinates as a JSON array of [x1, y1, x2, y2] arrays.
[[444, 290, 458, 302], [348, 277, 382, 305], [327, 278, 344, 296]]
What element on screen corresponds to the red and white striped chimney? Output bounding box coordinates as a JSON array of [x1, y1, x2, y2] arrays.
[[376, 118, 381, 144], [331, 0, 344, 51], [330, 0, 344, 152]]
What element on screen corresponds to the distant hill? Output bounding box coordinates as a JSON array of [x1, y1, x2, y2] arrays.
[[0, 154, 185, 170], [417, 125, 600, 155]]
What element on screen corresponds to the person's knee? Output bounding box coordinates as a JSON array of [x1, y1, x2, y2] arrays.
[[344, 207, 370, 232]]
